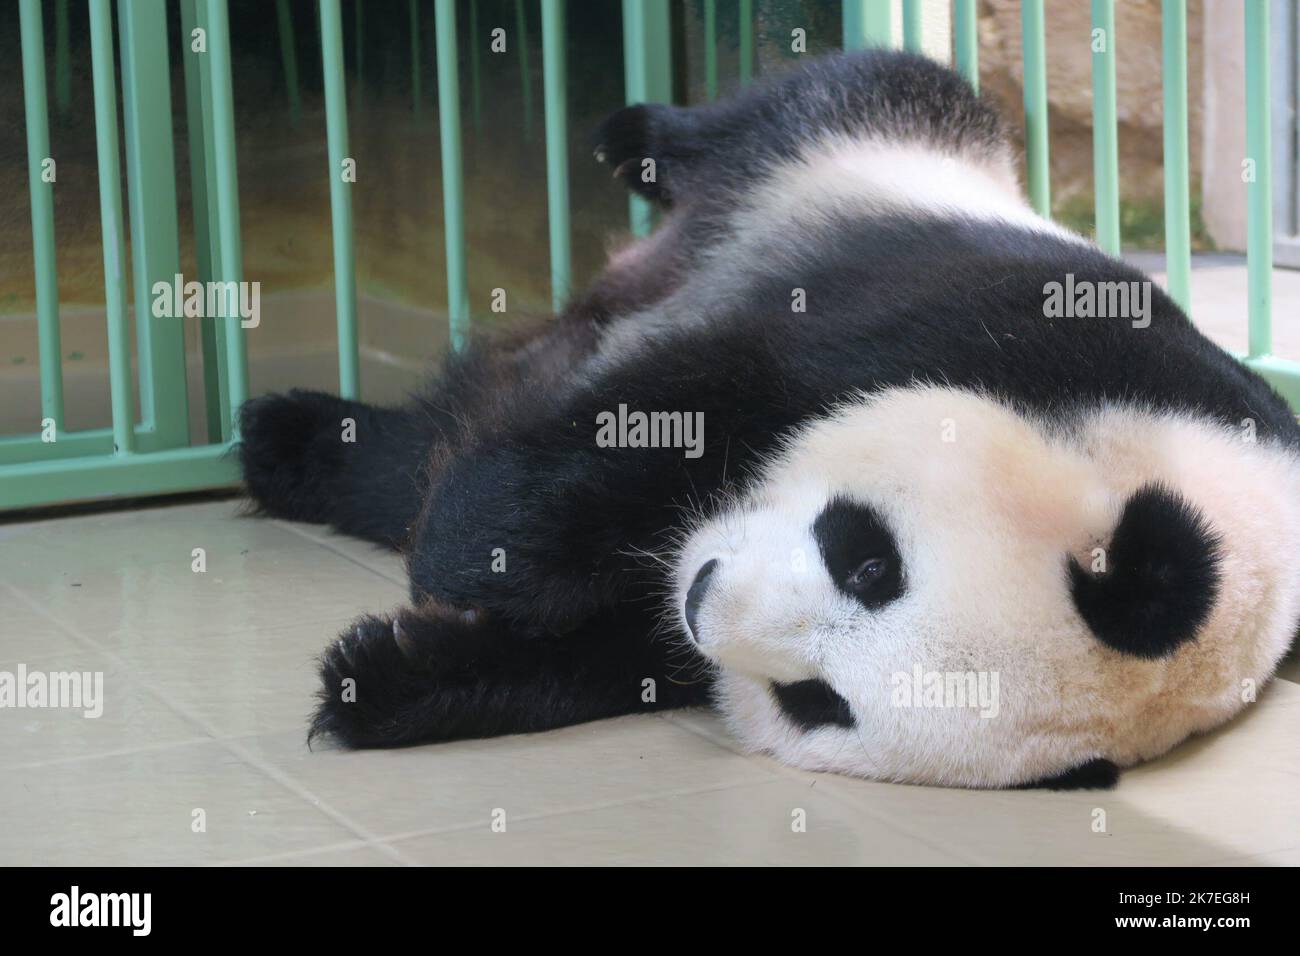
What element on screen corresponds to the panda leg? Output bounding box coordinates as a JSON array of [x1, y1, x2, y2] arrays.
[[404, 320, 797, 633], [312, 600, 711, 747], [237, 390, 441, 549]]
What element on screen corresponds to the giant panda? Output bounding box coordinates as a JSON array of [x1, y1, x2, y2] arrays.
[[238, 50, 1300, 789]]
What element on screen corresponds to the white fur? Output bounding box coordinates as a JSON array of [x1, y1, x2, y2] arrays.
[[672, 386, 1300, 787], [731, 136, 1078, 245], [591, 136, 1084, 372]]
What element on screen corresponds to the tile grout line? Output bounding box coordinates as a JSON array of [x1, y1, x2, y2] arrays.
[[214, 714, 783, 854], [364, 776, 804, 852], [659, 707, 982, 865], [211, 836, 382, 867], [216, 737, 419, 865], [6, 734, 216, 771], [214, 766, 791, 866], [7, 561, 773, 864], [271, 519, 409, 588], [2, 580, 421, 866]]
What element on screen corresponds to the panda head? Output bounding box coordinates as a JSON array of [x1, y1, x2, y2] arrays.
[[672, 385, 1300, 789]]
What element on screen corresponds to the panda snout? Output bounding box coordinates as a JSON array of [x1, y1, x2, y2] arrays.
[[684, 558, 720, 640]]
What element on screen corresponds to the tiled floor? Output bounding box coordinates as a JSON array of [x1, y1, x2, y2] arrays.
[[1, 497, 1298, 866]]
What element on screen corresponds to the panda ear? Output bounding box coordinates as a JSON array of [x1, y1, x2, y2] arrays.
[[1068, 484, 1222, 659]]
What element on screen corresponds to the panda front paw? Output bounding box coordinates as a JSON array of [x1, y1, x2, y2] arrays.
[[311, 602, 487, 748]]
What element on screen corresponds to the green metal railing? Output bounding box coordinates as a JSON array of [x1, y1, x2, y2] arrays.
[[3, 0, 1296, 512]]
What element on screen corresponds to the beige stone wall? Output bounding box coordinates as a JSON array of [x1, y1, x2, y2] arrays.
[[1199, 0, 1247, 251], [977, 0, 1205, 219]]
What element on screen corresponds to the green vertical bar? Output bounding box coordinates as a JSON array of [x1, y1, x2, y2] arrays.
[[902, 0, 923, 53], [275, 0, 302, 127], [204, 0, 250, 432], [1021, 0, 1050, 216], [621, 0, 672, 237], [1091, 0, 1120, 255], [410, 0, 421, 116], [952, 0, 978, 90], [704, 0, 717, 100], [470, 0, 482, 131], [516, 0, 534, 142], [54, 0, 71, 116], [1160, 0, 1191, 313], [739, 0, 753, 83], [321, 0, 360, 398], [88, 0, 134, 455], [843, 0, 892, 50], [180, 0, 226, 443], [118, 0, 190, 446], [542, 0, 571, 312], [1245, 0, 1272, 358], [19, 0, 65, 431], [435, 0, 469, 351]]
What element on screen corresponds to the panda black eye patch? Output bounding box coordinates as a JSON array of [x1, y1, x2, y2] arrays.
[[813, 497, 905, 609]]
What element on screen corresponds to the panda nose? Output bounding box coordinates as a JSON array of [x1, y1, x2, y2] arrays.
[[684, 559, 719, 640]]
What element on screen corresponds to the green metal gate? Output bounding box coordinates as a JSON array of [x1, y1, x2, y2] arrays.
[[3, 0, 1297, 511]]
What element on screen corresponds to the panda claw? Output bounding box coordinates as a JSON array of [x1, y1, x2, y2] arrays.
[[392, 617, 417, 658]]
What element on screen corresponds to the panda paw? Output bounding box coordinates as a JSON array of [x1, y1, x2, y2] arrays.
[[237, 389, 349, 522], [310, 602, 488, 749], [593, 103, 678, 204]]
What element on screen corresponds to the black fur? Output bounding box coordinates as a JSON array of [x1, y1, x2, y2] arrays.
[[770, 680, 855, 731], [311, 602, 708, 748], [1015, 758, 1121, 791], [813, 497, 906, 610], [236, 50, 1300, 784], [237, 389, 432, 547], [1068, 485, 1222, 658], [594, 49, 1005, 212]]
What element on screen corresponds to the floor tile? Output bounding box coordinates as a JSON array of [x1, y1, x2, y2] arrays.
[[225, 842, 402, 867], [0, 499, 301, 592], [13, 535, 406, 648], [0, 648, 205, 768], [0, 740, 356, 865], [0, 592, 82, 662], [1203, 846, 1300, 867], [1106, 683, 1300, 857], [660, 707, 746, 754], [108, 619, 336, 739], [236, 715, 778, 840], [815, 681, 1300, 866], [387, 778, 965, 865], [271, 519, 408, 586]]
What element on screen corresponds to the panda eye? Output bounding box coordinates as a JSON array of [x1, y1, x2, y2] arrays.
[[814, 498, 906, 609], [847, 557, 889, 591]]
